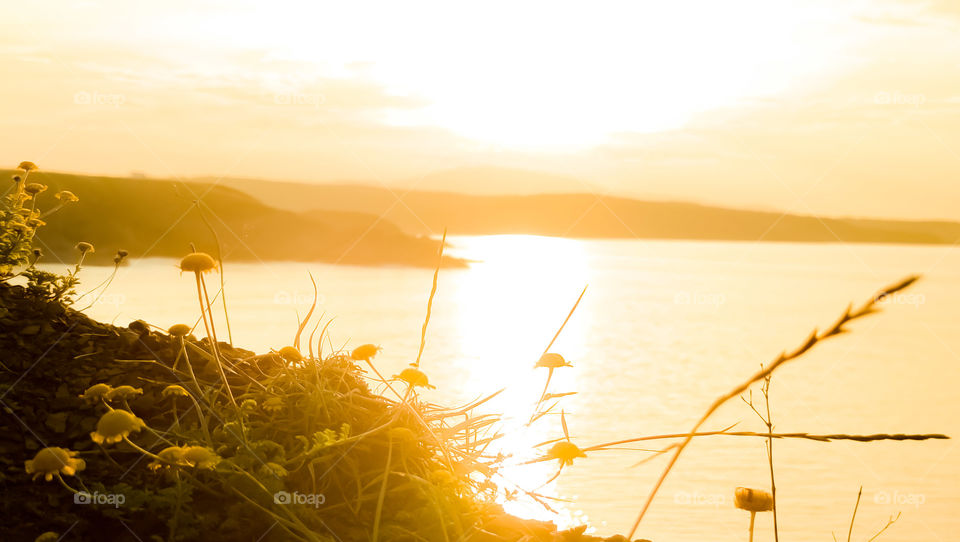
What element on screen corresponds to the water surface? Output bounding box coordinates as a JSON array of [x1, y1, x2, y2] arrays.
[[65, 236, 960, 541]]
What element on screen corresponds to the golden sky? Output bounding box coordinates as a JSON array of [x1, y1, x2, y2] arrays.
[[2, 0, 959, 220]]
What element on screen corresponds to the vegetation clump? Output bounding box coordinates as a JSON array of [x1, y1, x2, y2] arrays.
[[0, 160, 947, 542]]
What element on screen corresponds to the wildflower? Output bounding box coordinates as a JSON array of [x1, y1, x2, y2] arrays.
[[262, 397, 284, 413], [24, 183, 47, 196], [76, 241, 94, 254], [260, 462, 288, 478], [179, 252, 217, 273], [394, 367, 435, 389], [18, 161, 38, 172], [54, 190, 78, 203], [168, 324, 191, 337], [278, 346, 303, 362], [32, 248, 42, 259], [26, 218, 45, 228], [148, 446, 187, 470], [114, 249, 128, 265], [79, 383, 113, 403], [106, 385, 143, 402], [11, 175, 22, 183], [90, 409, 145, 444], [735, 487, 772, 542], [351, 344, 381, 361], [161, 385, 190, 398], [25, 447, 86, 481], [536, 353, 572, 369], [546, 441, 586, 467], [182, 446, 220, 469], [734, 487, 773, 512], [35, 532, 60, 542], [547, 440, 587, 466]]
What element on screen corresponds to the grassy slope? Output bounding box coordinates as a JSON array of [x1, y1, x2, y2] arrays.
[[222, 178, 960, 245], [2, 170, 460, 268]]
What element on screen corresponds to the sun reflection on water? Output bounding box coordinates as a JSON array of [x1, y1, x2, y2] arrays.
[[447, 235, 592, 526]]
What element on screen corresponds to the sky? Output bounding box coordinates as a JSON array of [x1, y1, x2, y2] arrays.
[[1, 0, 959, 220]]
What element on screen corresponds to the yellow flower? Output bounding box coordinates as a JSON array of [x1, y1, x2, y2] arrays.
[[24, 183, 47, 196], [26, 218, 45, 228], [168, 324, 191, 337], [179, 252, 217, 273], [278, 346, 303, 362], [734, 487, 773, 512], [79, 383, 114, 403], [54, 190, 78, 203], [35, 532, 60, 542], [161, 385, 190, 398], [76, 242, 94, 254], [148, 446, 187, 470], [17, 161, 38, 172], [106, 385, 143, 402], [535, 353, 572, 369], [351, 344, 381, 361], [90, 409, 145, 444], [182, 446, 220, 469], [394, 367, 435, 389], [546, 441, 586, 467], [25, 447, 86, 482], [262, 397, 284, 413]]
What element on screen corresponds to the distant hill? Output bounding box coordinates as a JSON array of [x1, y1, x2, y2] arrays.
[[221, 178, 960, 245], [1, 170, 459, 268]]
